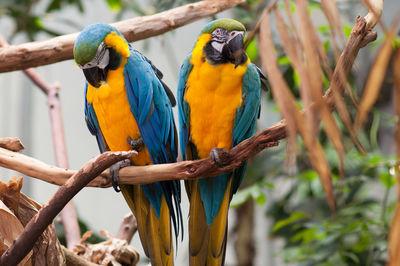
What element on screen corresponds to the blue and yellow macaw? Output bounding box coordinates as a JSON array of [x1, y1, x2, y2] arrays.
[[178, 18, 267, 265], [73, 23, 182, 265]]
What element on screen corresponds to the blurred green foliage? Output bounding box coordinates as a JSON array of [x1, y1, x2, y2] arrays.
[[267, 145, 395, 265]]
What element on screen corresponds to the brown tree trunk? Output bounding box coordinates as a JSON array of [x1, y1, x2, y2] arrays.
[[234, 198, 255, 266]]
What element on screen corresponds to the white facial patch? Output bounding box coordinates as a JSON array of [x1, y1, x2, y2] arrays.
[[211, 41, 225, 53], [228, 31, 243, 42]]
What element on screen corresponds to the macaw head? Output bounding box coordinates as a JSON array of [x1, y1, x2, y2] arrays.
[[201, 18, 247, 67], [74, 23, 129, 88]]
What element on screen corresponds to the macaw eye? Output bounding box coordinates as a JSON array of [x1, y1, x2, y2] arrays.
[[212, 28, 228, 43], [79, 62, 95, 69]]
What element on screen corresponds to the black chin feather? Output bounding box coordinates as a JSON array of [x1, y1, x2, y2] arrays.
[[107, 47, 121, 70], [203, 40, 247, 66]]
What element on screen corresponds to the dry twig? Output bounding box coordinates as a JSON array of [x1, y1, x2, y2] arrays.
[[73, 231, 139, 265]]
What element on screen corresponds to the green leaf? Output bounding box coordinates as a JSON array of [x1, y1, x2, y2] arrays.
[[245, 38, 258, 61], [343, 24, 352, 38], [278, 56, 291, 66], [299, 170, 318, 181], [291, 227, 326, 244], [341, 251, 360, 264], [293, 70, 301, 87], [230, 184, 267, 208], [273, 212, 307, 232], [106, 0, 122, 10], [379, 172, 396, 188]]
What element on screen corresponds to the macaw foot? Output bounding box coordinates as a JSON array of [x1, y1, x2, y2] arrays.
[[210, 147, 230, 167], [110, 159, 131, 192], [127, 137, 144, 151]]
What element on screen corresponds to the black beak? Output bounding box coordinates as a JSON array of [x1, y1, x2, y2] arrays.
[[83, 67, 107, 88], [227, 34, 247, 68]]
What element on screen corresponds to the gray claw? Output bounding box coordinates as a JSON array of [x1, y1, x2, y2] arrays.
[[210, 148, 229, 167], [110, 159, 131, 192], [127, 137, 144, 151]]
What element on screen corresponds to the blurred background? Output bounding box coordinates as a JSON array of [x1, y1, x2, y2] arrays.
[[0, 0, 399, 265]]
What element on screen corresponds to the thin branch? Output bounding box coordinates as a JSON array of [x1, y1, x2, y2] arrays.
[[0, 150, 136, 266], [363, 0, 384, 30], [0, 0, 244, 73], [0, 137, 24, 152], [116, 213, 137, 244]]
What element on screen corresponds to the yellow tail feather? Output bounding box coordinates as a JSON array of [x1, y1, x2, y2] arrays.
[[188, 178, 232, 266], [120, 184, 173, 266]]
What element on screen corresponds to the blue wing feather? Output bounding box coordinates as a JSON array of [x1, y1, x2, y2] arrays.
[[84, 82, 109, 153], [177, 54, 193, 161], [230, 63, 262, 195], [124, 48, 182, 238]]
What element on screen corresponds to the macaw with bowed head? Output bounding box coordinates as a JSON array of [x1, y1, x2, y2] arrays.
[[178, 18, 267, 265], [73, 23, 182, 265]]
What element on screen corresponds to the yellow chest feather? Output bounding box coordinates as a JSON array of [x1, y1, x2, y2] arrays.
[[86, 58, 151, 165], [185, 34, 249, 158]]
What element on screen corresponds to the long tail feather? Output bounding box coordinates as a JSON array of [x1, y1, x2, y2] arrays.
[[120, 184, 173, 266], [188, 178, 232, 266]]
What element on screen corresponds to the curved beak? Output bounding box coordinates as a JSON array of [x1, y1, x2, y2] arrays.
[[227, 33, 246, 68], [83, 67, 107, 88]]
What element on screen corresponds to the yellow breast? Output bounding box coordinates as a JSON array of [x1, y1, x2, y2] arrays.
[[86, 52, 151, 166], [184, 34, 249, 159]]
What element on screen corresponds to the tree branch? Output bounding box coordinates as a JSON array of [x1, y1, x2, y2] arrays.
[[0, 0, 244, 73], [0, 150, 136, 266], [116, 213, 137, 244], [0, 137, 24, 152]]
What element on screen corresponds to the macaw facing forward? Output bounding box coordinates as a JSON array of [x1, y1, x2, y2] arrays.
[[178, 18, 267, 265], [74, 23, 182, 265]]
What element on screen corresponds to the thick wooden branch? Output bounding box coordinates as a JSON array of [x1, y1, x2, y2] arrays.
[[0, 151, 136, 266], [0, 0, 244, 73]]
